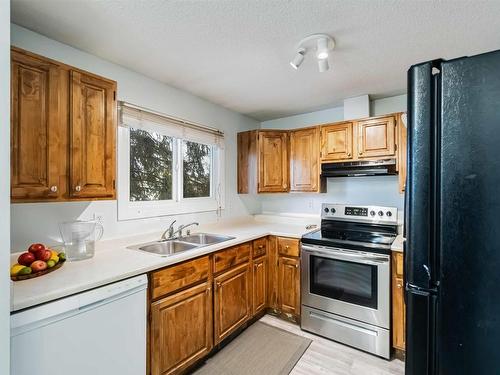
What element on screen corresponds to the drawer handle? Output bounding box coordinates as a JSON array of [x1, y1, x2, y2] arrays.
[[50, 185, 58, 193]]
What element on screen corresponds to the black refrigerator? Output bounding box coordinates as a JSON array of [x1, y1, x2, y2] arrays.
[[405, 49, 500, 375]]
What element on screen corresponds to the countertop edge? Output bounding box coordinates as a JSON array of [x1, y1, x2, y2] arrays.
[[11, 228, 307, 313]]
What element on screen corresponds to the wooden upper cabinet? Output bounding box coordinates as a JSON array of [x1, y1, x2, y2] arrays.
[[290, 127, 320, 192], [70, 71, 116, 198], [237, 130, 289, 194], [258, 131, 289, 192], [320, 122, 353, 161], [357, 115, 395, 158], [10, 50, 62, 200], [10, 47, 117, 202], [151, 282, 212, 375], [397, 113, 408, 193], [214, 262, 251, 344]]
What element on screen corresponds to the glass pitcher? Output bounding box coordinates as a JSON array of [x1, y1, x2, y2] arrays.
[[59, 220, 104, 261]]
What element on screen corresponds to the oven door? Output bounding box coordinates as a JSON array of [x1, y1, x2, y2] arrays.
[[301, 244, 390, 329]]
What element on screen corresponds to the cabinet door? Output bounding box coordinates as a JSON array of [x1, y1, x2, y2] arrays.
[[151, 282, 212, 375], [357, 116, 395, 158], [397, 113, 408, 192], [392, 252, 406, 350], [290, 127, 320, 192], [277, 256, 300, 320], [214, 262, 251, 343], [70, 70, 116, 198], [252, 256, 268, 316], [320, 122, 353, 161], [11, 50, 62, 200], [258, 131, 289, 192]]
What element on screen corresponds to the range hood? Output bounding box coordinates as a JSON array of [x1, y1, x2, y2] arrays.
[[321, 158, 397, 178]]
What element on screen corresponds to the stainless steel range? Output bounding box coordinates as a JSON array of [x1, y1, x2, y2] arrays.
[[301, 203, 398, 359]]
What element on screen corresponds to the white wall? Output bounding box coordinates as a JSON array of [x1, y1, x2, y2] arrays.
[[261, 106, 344, 129], [10, 24, 260, 251], [1, 1, 10, 372], [260, 95, 407, 215]]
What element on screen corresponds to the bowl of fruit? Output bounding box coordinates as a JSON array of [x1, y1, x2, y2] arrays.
[[11, 243, 67, 281]]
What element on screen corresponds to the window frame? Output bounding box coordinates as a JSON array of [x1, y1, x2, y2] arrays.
[[117, 120, 225, 221]]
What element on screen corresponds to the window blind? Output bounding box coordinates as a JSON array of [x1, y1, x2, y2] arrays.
[[119, 101, 224, 148]]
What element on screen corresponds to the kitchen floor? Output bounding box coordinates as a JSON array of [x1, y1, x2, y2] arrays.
[[260, 315, 405, 375]]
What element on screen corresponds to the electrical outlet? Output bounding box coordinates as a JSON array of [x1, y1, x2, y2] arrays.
[[93, 212, 105, 224]]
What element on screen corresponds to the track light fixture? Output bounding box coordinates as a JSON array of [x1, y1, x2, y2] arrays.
[[289, 34, 335, 72]]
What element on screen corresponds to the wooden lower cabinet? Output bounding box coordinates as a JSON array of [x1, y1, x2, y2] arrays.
[[214, 262, 251, 344], [149, 237, 300, 373], [151, 282, 212, 375], [392, 252, 406, 351], [277, 255, 301, 322], [252, 255, 268, 315]]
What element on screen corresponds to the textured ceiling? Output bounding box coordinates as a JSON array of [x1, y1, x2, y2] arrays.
[[11, 0, 500, 120]]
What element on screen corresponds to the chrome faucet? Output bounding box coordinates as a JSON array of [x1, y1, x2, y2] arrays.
[[160, 220, 177, 241], [171, 222, 199, 238], [160, 221, 199, 241]]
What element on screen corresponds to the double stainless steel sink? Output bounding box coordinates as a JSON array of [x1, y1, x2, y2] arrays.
[[127, 233, 235, 256]]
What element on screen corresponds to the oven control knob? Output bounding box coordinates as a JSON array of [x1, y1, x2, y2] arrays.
[[331, 208, 336, 214], [324, 207, 329, 213], [378, 211, 384, 217], [386, 211, 392, 217], [370, 210, 376, 216]]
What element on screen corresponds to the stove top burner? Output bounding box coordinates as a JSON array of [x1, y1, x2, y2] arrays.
[[301, 203, 399, 255]]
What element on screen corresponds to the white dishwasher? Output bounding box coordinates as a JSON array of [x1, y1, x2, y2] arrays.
[[11, 275, 147, 375]]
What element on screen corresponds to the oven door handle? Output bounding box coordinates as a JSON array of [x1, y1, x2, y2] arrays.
[[301, 245, 389, 265]]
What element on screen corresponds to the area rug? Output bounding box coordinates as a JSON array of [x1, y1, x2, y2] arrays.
[[194, 321, 312, 375]]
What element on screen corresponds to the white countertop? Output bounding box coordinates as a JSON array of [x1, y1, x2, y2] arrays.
[[391, 234, 405, 252], [10, 216, 319, 312]]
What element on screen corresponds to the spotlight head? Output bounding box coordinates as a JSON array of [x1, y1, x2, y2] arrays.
[[290, 48, 306, 70], [318, 58, 329, 72], [316, 37, 329, 59]]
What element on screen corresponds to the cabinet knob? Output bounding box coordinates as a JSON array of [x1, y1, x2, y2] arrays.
[[75, 185, 82, 192], [397, 283, 402, 288], [258, 245, 264, 249], [285, 245, 290, 249], [295, 264, 299, 268], [50, 186, 58, 193], [347, 153, 351, 157], [359, 151, 363, 155]]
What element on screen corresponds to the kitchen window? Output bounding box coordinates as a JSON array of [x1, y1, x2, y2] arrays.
[[118, 103, 225, 220]]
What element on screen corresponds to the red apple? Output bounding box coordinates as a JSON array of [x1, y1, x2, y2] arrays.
[[31, 260, 47, 272], [18, 252, 35, 266], [28, 243, 45, 253], [34, 249, 51, 262]]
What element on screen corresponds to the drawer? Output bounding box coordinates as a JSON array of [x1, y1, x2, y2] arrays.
[[393, 252, 404, 277], [253, 237, 267, 258], [214, 243, 251, 274], [151, 256, 210, 299], [277, 237, 300, 257]]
